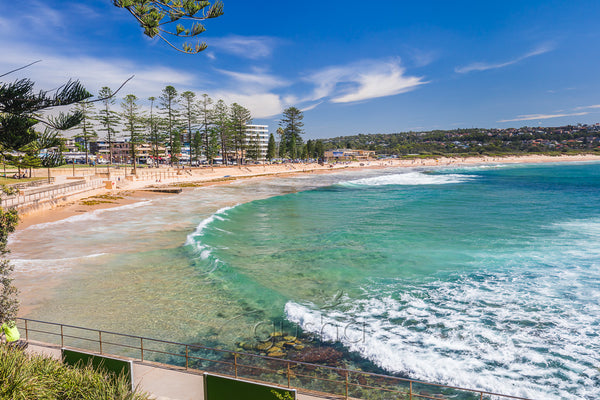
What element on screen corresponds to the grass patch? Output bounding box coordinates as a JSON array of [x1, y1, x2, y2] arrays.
[[79, 193, 125, 206], [172, 182, 204, 187], [80, 200, 115, 206], [0, 346, 151, 399], [91, 194, 125, 201], [172, 176, 238, 188], [0, 177, 46, 185]]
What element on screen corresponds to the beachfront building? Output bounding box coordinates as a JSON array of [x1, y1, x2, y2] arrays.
[[110, 141, 166, 165], [324, 149, 376, 161], [89, 141, 111, 164], [244, 124, 269, 162]]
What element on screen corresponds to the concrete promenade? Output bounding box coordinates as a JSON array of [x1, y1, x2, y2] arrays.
[[26, 342, 338, 400]]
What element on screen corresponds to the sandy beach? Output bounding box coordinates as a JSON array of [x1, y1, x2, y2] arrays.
[[15, 153, 600, 230]]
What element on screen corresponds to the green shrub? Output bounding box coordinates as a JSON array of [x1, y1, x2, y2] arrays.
[[0, 346, 151, 400]]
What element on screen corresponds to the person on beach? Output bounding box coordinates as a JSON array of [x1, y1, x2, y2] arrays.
[[1, 321, 27, 349]]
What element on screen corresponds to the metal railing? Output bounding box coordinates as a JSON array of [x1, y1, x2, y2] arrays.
[[1, 179, 104, 209], [16, 318, 532, 400]]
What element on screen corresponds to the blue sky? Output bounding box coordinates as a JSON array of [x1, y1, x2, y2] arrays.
[[2, 0, 600, 139]]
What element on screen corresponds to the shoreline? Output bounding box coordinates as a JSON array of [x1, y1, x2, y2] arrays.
[[15, 153, 600, 230]]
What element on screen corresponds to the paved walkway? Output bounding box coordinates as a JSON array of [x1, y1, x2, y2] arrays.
[[26, 342, 339, 400]]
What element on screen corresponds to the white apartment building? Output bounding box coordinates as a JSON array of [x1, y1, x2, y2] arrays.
[[245, 124, 269, 161]]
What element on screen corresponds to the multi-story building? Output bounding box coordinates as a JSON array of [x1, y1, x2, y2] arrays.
[[108, 141, 166, 165], [244, 124, 269, 161]]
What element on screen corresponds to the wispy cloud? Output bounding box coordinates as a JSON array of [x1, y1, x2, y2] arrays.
[[24, 1, 64, 29], [307, 58, 427, 104], [574, 104, 600, 111], [216, 68, 289, 91], [497, 111, 588, 123], [0, 42, 198, 99], [212, 68, 290, 118], [409, 49, 439, 68], [212, 91, 284, 119], [208, 35, 280, 59], [300, 101, 323, 112], [456, 44, 554, 74]]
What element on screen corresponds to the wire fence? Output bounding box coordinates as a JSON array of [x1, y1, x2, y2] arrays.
[[16, 318, 532, 400]]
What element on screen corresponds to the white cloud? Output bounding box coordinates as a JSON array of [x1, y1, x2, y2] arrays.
[[0, 42, 198, 99], [307, 59, 427, 104], [301, 101, 323, 112], [409, 49, 439, 67], [208, 35, 280, 59], [574, 104, 600, 111], [23, 1, 64, 30], [497, 111, 589, 123], [455, 44, 554, 74], [212, 91, 283, 119], [216, 68, 289, 92]]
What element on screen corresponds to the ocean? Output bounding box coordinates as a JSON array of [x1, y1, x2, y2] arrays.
[[11, 162, 600, 399]]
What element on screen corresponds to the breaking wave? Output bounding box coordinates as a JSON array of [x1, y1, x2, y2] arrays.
[[284, 217, 600, 400], [185, 205, 239, 275], [338, 172, 476, 187], [23, 201, 153, 230]]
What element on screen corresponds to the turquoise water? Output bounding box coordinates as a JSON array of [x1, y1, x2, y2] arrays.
[[11, 163, 600, 399], [186, 163, 600, 399]]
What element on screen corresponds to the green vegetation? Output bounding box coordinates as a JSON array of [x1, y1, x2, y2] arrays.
[[0, 68, 90, 176], [322, 125, 600, 157], [230, 103, 253, 164], [160, 85, 180, 166], [0, 346, 150, 400], [0, 186, 18, 323], [0, 176, 45, 186], [172, 176, 238, 187], [278, 107, 305, 158], [113, 0, 224, 54], [120, 94, 145, 175], [80, 194, 125, 206], [97, 87, 121, 165]]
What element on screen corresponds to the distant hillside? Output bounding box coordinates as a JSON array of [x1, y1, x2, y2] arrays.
[[321, 125, 600, 156]]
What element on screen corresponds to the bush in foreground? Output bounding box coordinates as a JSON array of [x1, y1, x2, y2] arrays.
[[0, 346, 151, 400]]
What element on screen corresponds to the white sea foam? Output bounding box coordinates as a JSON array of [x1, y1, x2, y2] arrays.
[[185, 205, 238, 249], [11, 253, 108, 274], [23, 201, 153, 231], [285, 240, 600, 400], [184, 205, 239, 276], [339, 172, 476, 187]]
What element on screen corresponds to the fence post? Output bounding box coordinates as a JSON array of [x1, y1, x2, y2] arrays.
[[185, 345, 189, 370], [410, 381, 413, 400], [99, 331, 102, 354], [345, 370, 349, 400], [140, 338, 144, 362], [234, 353, 238, 378], [287, 362, 291, 388], [61, 325, 64, 347], [24, 319, 28, 341]]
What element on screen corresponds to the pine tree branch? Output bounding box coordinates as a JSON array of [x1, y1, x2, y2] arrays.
[[0, 60, 42, 79], [89, 76, 135, 104]]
